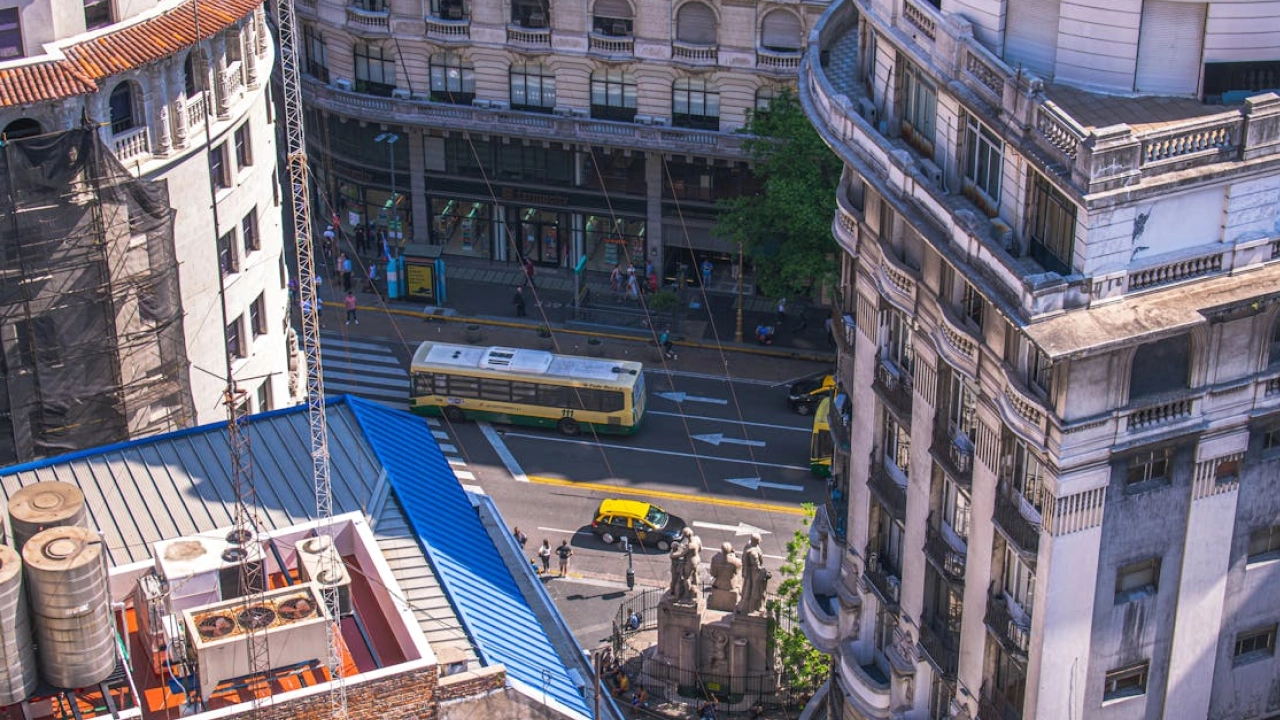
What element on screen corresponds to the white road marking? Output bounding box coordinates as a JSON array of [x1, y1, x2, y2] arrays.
[[432, 430, 450, 440], [453, 470, 476, 481], [437, 443, 458, 454], [323, 354, 405, 370], [480, 421, 529, 483], [501, 432, 809, 472], [447, 457, 467, 466], [692, 520, 771, 536], [656, 391, 728, 405], [324, 372, 409, 390], [462, 484, 486, 494], [692, 433, 766, 448], [647, 410, 808, 432], [319, 334, 401, 353], [725, 477, 804, 493]]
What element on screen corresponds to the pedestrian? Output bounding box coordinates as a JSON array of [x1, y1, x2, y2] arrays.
[[609, 264, 622, 294], [354, 225, 367, 256], [512, 526, 528, 548], [513, 285, 527, 317], [312, 272, 323, 301], [776, 297, 788, 326], [537, 539, 552, 574], [701, 258, 713, 288], [344, 290, 358, 325], [366, 263, 379, 294], [522, 257, 537, 288], [339, 253, 353, 292], [625, 271, 639, 302], [556, 539, 573, 576]]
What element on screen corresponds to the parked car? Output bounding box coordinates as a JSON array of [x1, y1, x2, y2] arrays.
[[591, 498, 687, 551], [788, 373, 835, 415]]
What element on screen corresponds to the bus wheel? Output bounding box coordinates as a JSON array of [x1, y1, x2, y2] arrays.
[[796, 403, 812, 416], [557, 418, 581, 436], [443, 406, 466, 423]]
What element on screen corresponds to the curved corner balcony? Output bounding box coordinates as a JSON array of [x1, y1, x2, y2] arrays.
[[800, 564, 841, 654], [837, 641, 892, 718]]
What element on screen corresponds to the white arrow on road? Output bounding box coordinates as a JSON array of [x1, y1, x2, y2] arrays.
[[692, 520, 772, 536], [725, 477, 804, 493], [692, 433, 766, 448], [656, 391, 728, 406]]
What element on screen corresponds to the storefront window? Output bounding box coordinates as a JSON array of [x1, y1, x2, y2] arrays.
[[434, 199, 493, 258], [513, 207, 566, 266], [584, 215, 645, 273]]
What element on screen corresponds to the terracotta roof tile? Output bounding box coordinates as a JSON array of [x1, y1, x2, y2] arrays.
[[0, 0, 263, 108]]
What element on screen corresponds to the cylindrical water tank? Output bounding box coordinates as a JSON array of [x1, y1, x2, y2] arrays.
[[0, 544, 37, 704], [23, 526, 116, 689], [9, 482, 87, 552]]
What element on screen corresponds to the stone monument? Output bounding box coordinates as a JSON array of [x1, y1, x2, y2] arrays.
[[707, 542, 741, 611], [736, 533, 769, 615]]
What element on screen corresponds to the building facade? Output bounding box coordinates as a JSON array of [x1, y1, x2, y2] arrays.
[[797, 0, 1280, 718], [0, 0, 296, 461], [296, 0, 826, 287]]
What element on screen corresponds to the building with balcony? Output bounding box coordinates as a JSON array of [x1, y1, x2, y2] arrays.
[[296, 0, 826, 285], [795, 0, 1280, 718], [0, 0, 296, 463]]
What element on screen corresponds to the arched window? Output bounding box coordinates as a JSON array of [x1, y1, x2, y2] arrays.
[[592, 0, 632, 36], [1129, 334, 1190, 400], [672, 77, 719, 130], [430, 53, 475, 104], [590, 69, 636, 121], [675, 2, 716, 45], [760, 9, 801, 52], [354, 43, 396, 97], [109, 83, 137, 134], [510, 62, 555, 111], [2, 118, 41, 140]]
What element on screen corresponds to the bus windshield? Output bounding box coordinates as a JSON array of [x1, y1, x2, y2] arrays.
[[645, 506, 669, 529]]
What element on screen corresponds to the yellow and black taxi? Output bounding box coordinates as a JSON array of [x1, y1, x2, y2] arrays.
[[788, 373, 836, 415], [590, 498, 687, 551]]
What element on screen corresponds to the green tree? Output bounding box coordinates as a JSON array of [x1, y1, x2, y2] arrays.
[[717, 92, 842, 300], [768, 503, 830, 700]]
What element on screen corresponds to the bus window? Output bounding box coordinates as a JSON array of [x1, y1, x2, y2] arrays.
[[511, 382, 538, 403], [480, 378, 512, 401], [412, 372, 434, 396], [538, 385, 568, 406], [450, 377, 481, 398]]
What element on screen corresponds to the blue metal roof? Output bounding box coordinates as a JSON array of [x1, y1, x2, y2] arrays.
[[344, 397, 592, 719]]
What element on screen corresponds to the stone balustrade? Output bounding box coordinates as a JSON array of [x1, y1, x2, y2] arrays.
[[901, 0, 938, 42], [672, 41, 716, 63], [1127, 250, 1224, 292], [506, 25, 551, 46], [1125, 396, 1196, 431], [346, 5, 390, 31], [588, 32, 633, 56], [112, 126, 150, 164], [756, 48, 801, 72], [425, 17, 470, 40]]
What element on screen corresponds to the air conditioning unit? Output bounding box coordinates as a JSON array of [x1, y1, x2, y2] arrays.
[[634, 114, 654, 125], [651, 116, 669, 126], [489, 99, 510, 110], [918, 158, 945, 190], [472, 98, 492, 109], [332, 77, 353, 92], [295, 535, 352, 616], [857, 97, 879, 125], [392, 88, 411, 100], [184, 583, 331, 701], [154, 530, 265, 614]]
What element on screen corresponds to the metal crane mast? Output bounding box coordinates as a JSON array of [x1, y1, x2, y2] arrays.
[[272, 0, 346, 711]]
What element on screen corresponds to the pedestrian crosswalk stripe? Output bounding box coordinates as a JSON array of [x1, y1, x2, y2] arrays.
[[438, 443, 457, 454], [320, 334, 401, 353], [427, 419, 441, 427], [447, 457, 466, 466], [323, 371, 408, 391], [462, 484, 485, 495], [432, 431, 449, 440], [323, 381, 406, 405], [454, 470, 476, 481], [322, 352, 403, 368]]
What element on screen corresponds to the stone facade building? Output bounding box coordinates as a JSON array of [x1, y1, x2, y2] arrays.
[[796, 0, 1280, 718]]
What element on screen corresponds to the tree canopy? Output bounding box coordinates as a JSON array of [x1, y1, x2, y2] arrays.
[[768, 503, 830, 700], [716, 91, 842, 300]]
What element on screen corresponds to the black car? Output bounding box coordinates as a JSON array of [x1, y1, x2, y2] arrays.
[[788, 374, 835, 415]]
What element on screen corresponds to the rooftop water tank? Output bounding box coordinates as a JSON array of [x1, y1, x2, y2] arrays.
[[9, 482, 87, 552], [23, 526, 116, 689], [0, 544, 37, 704]]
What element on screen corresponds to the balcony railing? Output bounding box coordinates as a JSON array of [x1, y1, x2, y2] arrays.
[[992, 489, 1040, 557], [111, 126, 150, 163], [346, 5, 390, 31], [985, 595, 1030, 663], [873, 355, 913, 421], [924, 524, 966, 586], [425, 16, 470, 40], [507, 24, 551, 46], [588, 32, 633, 56], [185, 91, 208, 133], [1128, 249, 1224, 292], [756, 47, 801, 72], [1125, 396, 1196, 431], [828, 395, 851, 453], [867, 464, 906, 520], [932, 420, 974, 484], [862, 545, 901, 609], [672, 41, 716, 63], [918, 613, 960, 679]]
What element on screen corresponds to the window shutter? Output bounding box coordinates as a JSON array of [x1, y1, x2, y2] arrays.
[[1003, 0, 1059, 78], [1135, 0, 1206, 95], [676, 2, 716, 44], [761, 10, 801, 51], [594, 0, 631, 19]]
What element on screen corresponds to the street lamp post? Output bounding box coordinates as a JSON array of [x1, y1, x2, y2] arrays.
[[374, 132, 400, 249], [621, 536, 635, 590], [734, 241, 744, 343]]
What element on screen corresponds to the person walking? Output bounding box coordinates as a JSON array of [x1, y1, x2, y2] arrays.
[[513, 286, 527, 317], [366, 262, 379, 294], [512, 526, 528, 548], [537, 539, 552, 574], [339, 253, 353, 292], [522, 257, 537, 288], [344, 291, 358, 325], [776, 297, 788, 326], [556, 539, 573, 577], [609, 264, 622, 294], [701, 258, 713, 288]]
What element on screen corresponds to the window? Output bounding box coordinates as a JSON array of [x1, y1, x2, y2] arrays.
[[84, 0, 112, 30], [900, 58, 937, 155], [1203, 61, 1280, 104], [430, 53, 474, 104], [1028, 344, 1052, 396], [1235, 626, 1277, 664], [755, 87, 780, 112], [227, 316, 244, 359], [1249, 526, 1280, 564], [1002, 546, 1035, 615], [1129, 334, 1190, 400], [675, 1, 717, 44], [184, 52, 206, 96], [351, 0, 387, 10], [242, 209, 259, 252], [510, 62, 556, 111], [872, 506, 905, 577], [944, 369, 978, 443], [1270, 320, 1280, 368], [672, 78, 719, 130], [210, 144, 229, 190], [1103, 663, 1148, 702], [303, 25, 328, 83], [0, 8, 23, 60], [883, 412, 911, 477], [759, 9, 801, 52], [108, 83, 136, 134], [592, 0, 632, 35], [960, 281, 985, 330], [354, 43, 396, 97], [1002, 434, 1047, 521], [511, 0, 548, 27], [1265, 425, 1280, 454], [1027, 172, 1077, 275], [234, 124, 252, 168], [942, 476, 971, 541], [1115, 558, 1160, 603], [255, 382, 271, 413], [434, 0, 466, 19], [1126, 447, 1173, 487], [879, 307, 914, 376], [217, 230, 237, 275], [962, 112, 1002, 207], [590, 69, 637, 121], [250, 293, 266, 337]]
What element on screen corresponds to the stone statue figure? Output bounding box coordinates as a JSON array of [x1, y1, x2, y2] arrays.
[[736, 533, 769, 614], [709, 542, 741, 592], [668, 528, 703, 602]]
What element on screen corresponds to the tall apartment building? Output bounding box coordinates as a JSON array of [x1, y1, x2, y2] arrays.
[[296, 0, 824, 284], [0, 0, 295, 462], [796, 0, 1280, 718]]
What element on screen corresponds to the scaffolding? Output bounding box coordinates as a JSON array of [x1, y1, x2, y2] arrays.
[[0, 126, 194, 463]]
